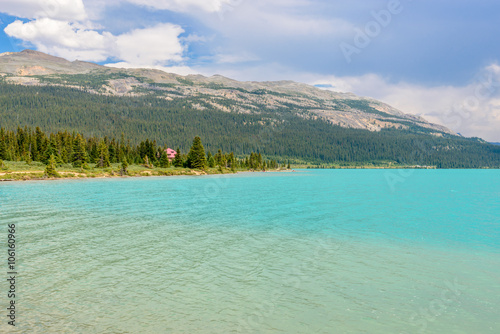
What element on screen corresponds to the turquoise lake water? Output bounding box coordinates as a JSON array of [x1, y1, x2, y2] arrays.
[[1, 169, 499, 333]]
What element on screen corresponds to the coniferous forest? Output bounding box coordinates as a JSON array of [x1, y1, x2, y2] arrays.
[[0, 82, 499, 168], [0, 127, 280, 173]]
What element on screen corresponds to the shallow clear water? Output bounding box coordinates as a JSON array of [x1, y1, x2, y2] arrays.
[[1, 170, 499, 333]]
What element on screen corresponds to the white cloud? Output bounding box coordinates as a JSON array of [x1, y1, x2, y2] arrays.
[[215, 52, 259, 64], [4, 18, 113, 61], [203, 1, 353, 39], [0, 0, 87, 21], [5, 19, 187, 66], [124, 0, 236, 13], [115, 23, 185, 67], [310, 65, 500, 142]]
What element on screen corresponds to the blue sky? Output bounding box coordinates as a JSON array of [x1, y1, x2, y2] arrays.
[[1, 0, 499, 141]]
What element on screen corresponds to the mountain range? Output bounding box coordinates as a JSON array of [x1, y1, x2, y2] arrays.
[[0, 50, 452, 135], [0, 49, 499, 167]]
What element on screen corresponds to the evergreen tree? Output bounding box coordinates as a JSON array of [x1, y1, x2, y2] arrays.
[[121, 156, 128, 175], [24, 149, 32, 165], [108, 140, 117, 163], [96, 139, 111, 168], [287, 160, 291, 169], [215, 149, 223, 167], [42, 137, 63, 165], [90, 142, 98, 163], [34, 126, 46, 161], [0, 129, 6, 160], [173, 148, 183, 167], [42, 138, 57, 164], [228, 152, 235, 168], [44, 154, 60, 178], [186, 136, 207, 169], [208, 155, 216, 168], [159, 151, 170, 168], [72, 134, 88, 167]]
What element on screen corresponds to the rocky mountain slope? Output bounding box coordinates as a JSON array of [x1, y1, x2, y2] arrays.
[[0, 49, 453, 136]]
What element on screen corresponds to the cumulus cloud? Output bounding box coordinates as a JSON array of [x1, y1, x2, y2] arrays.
[[5, 18, 187, 65], [311, 65, 500, 142], [0, 0, 87, 21], [115, 23, 185, 67], [4, 18, 113, 61]]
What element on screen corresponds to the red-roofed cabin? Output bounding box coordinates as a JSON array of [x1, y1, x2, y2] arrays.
[[165, 148, 177, 161]]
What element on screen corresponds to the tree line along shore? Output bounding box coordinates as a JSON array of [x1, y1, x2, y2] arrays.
[[0, 126, 291, 181]]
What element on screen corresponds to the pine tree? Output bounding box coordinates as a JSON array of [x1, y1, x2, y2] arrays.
[[159, 151, 170, 168], [44, 154, 60, 178], [96, 139, 111, 168], [72, 134, 88, 167], [24, 149, 32, 165], [121, 156, 128, 175], [0, 136, 6, 160], [42, 138, 58, 164], [215, 149, 223, 167], [186, 136, 207, 169], [208, 155, 216, 168], [287, 160, 291, 169], [173, 148, 183, 167]]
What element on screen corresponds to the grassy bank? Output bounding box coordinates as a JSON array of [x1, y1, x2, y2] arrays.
[[0, 161, 262, 181]]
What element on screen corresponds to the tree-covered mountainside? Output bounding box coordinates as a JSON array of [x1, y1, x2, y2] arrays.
[[1, 82, 499, 168], [0, 50, 454, 135]]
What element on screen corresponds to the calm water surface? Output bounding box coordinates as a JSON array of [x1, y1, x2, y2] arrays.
[[1, 170, 499, 333]]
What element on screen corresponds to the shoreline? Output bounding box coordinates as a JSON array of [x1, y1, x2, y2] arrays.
[[2, 166, 497, 183], [0, 167, 295, 183]]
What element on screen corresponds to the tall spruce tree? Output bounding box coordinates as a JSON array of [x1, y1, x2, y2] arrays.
[[72, 134, 88, 167], [0, 140, 5, 161], [208, 155, 216, 168], [44, 154, 59, 178], [159, 151, 170, 168], [96, 139, 111, 168], [173, 148, 183, 167], [186, 136, 206, 169], [120, 156, 128, 175]]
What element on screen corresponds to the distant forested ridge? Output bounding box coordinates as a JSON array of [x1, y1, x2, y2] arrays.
[[0, 82, 499, 168]]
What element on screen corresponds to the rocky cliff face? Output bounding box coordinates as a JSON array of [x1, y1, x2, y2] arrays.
[[0, 49, 454, 135]]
